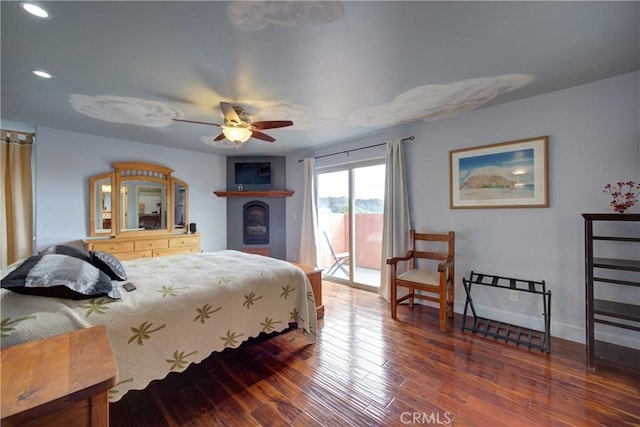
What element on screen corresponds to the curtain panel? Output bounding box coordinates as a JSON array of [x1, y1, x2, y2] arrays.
[[379, 138, 411, 301], [1, 129, 34, 268], [298, 157, 318, 267]]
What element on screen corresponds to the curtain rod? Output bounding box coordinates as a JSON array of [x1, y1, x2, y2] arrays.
[[297, 135, 414, 163]]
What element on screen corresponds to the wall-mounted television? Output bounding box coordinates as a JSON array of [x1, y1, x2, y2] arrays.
[[235, 162, 272, 185]]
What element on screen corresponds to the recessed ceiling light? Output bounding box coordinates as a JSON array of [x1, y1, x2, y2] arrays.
[[19, 2, 49, 19], [32, 70, 52, 79]]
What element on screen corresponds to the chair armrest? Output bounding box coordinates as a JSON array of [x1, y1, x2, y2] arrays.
[[386, 251, 414, 265], [437, 256, 454, 272]]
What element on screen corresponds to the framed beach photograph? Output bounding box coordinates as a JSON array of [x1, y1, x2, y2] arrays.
[[449, 136, 549, 209]]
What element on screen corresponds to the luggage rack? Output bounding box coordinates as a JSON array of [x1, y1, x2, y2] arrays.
[[462, 271, 551, 353]]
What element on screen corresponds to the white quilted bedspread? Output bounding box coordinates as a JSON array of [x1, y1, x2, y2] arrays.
[[0, 250, 317, 401]]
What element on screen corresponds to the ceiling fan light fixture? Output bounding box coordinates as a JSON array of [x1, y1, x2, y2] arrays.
[[222, 127, 252, 144]]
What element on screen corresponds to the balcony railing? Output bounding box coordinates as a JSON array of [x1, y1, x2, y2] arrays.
[[319, 213, 383, 287]]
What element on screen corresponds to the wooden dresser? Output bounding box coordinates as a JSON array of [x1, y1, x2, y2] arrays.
[[85, 233, 201, 261], [1, 326, 117, 427]]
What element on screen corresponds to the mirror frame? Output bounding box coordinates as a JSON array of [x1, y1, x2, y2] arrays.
[[172, 177, 189, 230], [89, 173, 115, 237], [88, 162, 189, 237]]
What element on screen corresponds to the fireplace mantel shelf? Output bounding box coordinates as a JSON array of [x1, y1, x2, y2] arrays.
[[214, 190, 294, 198]]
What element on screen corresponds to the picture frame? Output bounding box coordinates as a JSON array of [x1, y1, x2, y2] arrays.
[[449, 136, 548, 209]]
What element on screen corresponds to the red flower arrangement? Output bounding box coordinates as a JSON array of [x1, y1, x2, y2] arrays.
[[603, 181, 639, 214]]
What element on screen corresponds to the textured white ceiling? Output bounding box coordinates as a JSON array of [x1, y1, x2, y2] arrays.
[[1, 1, 638, 155]]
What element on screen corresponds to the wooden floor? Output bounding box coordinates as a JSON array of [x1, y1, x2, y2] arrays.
[[110, 281, 640, 426]]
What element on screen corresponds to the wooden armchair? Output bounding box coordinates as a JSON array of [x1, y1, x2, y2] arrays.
[[386, 230, 455, 332]]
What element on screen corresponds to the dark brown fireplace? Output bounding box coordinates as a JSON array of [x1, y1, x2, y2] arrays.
[[243, 201, 269, 244]]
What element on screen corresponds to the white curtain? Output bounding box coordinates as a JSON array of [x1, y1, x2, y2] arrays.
[[379, 138, 411, 301], [1, 130, 34, 268], [298, 157, 318, 267]]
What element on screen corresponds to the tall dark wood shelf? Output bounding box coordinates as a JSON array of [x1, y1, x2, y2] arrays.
[[592, 257, 640, 271], [583, 213, 640, 371], [214, 190, 294, 198]]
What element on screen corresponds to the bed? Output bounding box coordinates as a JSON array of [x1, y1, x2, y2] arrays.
[[0, 249, 317, 402]]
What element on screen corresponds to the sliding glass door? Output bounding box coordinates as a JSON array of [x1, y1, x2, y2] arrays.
[[317, 160, 385, 289]]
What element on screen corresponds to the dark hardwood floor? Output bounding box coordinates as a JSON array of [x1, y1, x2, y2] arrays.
[[110, 281, 640, 426]]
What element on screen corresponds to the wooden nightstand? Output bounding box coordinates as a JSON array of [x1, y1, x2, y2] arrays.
[[291, 262, 325, 319], [1, 325, 118, 427]]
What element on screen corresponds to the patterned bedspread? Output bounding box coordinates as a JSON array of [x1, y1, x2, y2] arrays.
[[0, 250, 317, 401]]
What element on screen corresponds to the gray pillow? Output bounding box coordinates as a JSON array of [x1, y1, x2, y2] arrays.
[[90, 250, 127, 281], [1, 255, 43, 286], [2, 254, 121, 300], [40, 245, 91, 262]]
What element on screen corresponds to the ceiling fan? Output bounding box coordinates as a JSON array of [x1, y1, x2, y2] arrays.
[[173, 102, 293, 146]]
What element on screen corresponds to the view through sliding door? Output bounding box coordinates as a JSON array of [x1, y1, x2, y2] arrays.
[[317, 160, 385, 289]]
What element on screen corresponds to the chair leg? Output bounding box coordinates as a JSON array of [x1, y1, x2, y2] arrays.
[[337, 260, 348, 276], [447, 280, 455, 319], [439, 304, 447, 333], [326, 263, 337, 275], [439, 286, 448, 333], [390, 282, 397, 319]]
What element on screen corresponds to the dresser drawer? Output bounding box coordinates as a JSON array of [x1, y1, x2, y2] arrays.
[[115, 250, 152, 261], [85, 234, 200, 261], [89, 240, 134, 253], [169, 235, 200, 248], [134, 239, 169, 251], [154, 247, 198, 257]]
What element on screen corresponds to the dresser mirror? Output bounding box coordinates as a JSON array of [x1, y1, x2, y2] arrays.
[[88, 162, 188, 237], [120, 180, 167, 231]]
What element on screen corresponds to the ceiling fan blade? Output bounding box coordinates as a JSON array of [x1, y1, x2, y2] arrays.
[[252, 120, 294, 130], [252, 120, 293, 130], [251, 130, 276, 142], [213, 133, 226, 141], [220, 102, 241, 123], [173, 118, 221, 127]]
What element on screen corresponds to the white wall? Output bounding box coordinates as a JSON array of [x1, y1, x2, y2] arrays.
[[287, 71, 640, 347], [34, 127, 227, 252]]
